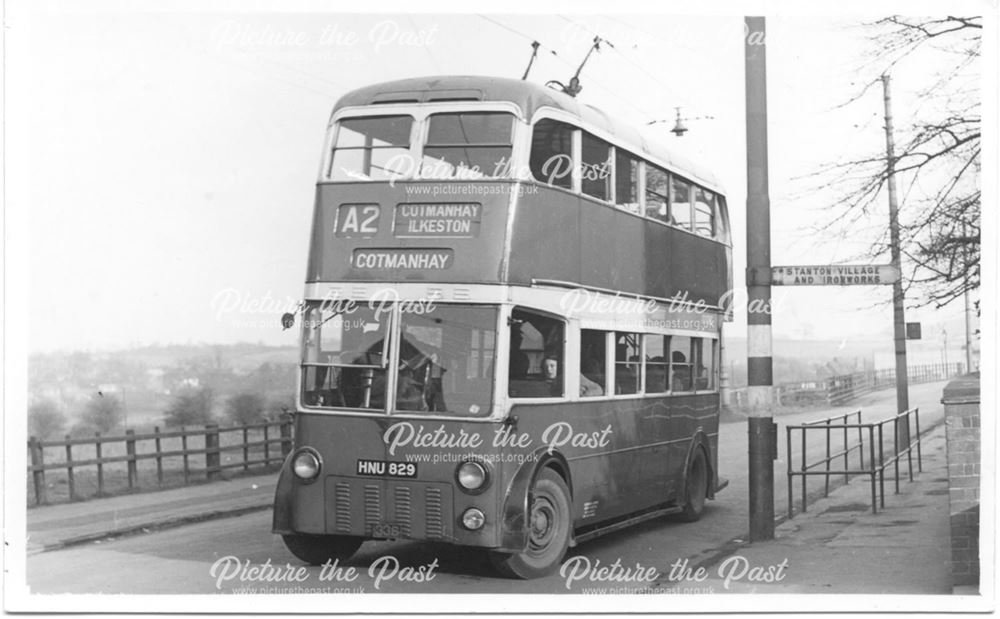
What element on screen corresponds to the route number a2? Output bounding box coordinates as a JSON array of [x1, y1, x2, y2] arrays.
[[336, 204, 380, 237]]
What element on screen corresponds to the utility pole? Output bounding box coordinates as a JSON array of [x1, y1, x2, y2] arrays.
[[942, 328, 949, 369], [745, 15, 775, 542], [964, 289, 973, 373], [881, 74, 909, 414], [962, 220, 974, 374]]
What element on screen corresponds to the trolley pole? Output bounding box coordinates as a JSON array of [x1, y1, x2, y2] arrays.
[[745, 15, 775, 542], [881, 74, 909, 413]]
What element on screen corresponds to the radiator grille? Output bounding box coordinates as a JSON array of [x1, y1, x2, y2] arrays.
[[363, 483, 381, 529], [333, 482, 352, 533], [425, 487, 444, 539], [325, 477, 452, 540], [393, 485, 413, 537]]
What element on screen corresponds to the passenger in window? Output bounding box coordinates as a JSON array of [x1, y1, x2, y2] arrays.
[[615, 364, 638, 395], [580, 369, 603, 397], [582, 357, 605, 387], [543, 356, 563, 397], [695, 364, 710, 390], [671, 351, 692, 391]]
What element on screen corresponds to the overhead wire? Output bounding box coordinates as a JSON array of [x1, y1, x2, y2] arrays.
[[556, 14, 700, 114], [475, 14, 661, 123]]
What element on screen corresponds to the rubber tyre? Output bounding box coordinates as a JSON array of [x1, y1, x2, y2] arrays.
[[677, 449, 709, 522], [281, 534, 363, 565], [489, 468, 572, 579]]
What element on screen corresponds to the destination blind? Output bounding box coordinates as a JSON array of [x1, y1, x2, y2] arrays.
[[394, 203, 482, 238], [352, 248, 455, 270]]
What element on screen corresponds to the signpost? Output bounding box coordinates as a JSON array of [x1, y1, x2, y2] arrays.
[[769, 264, 900, 286]]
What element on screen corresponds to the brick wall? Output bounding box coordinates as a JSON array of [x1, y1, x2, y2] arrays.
[[943, 374, 980, 588]]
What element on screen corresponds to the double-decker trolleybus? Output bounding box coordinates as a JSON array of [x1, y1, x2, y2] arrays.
[[273, 75, 733, 579]]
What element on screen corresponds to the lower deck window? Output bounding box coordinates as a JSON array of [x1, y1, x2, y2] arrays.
[[301, 302, 497, 416], [670, 336, 694, 392], [580, 330, 607, 397], [614, 332, 641, 395], [573, 330, 717, 396], [644, 335, 669, 393], [508, 309, 565, 398]]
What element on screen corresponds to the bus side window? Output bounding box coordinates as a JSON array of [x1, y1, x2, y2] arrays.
[[669, 335, 693, 392], [644, 334, 669, 393], [530, 119, 574, 189], [580, 329, 607, 397], [693, 337, 716, 390], [645, 165, 669, 222], [509, 309, 565, 398], [581, 133, 611, 201], [694, 187, 716, 237], [615, 150, 641, 214], [671, 177, 693, 230], [614, 332, 641, 395]]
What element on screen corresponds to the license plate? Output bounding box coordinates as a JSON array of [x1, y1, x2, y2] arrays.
[[356, 459, 417, 478], [369, 523, 403, 538]]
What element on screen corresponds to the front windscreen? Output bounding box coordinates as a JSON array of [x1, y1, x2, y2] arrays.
[[301, 302, 497, 417], [396, 304, 497, 416], [421, 112, 515, 180], [301, 304, 391, 409], [328, 115, 412, 181]]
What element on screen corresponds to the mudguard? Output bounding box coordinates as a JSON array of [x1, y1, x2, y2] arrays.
[[680, 431, 716, 500], [497, 447, 573, 552], [271, 453, 296, 534]]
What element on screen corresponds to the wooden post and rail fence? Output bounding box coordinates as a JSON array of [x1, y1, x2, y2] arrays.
[[27, 414, 294, 506]]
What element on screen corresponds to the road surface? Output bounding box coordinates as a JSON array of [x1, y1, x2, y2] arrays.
[[24, 381, 947, 595]]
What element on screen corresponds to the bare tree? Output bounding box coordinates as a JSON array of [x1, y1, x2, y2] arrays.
[[811, 16, 981, 309]]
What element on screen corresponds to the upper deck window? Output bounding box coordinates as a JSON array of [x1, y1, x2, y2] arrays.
[[581, 133, 611, 201], [694, 187, 716, 237], [422, 112, 515, 180], [329, 115, 413, 181], [530, 119, 574, 190], [645, 164, 670, 222], [671, 177, 693, 230], [615, 150, 641, 214]]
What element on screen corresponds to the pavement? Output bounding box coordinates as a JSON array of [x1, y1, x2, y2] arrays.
[[25, 416, 970, 595], [656, 422, 962, 595], [25, 474, 276, 553]]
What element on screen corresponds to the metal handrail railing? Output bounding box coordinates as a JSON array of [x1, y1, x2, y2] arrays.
[[786, 407, 922, 517]]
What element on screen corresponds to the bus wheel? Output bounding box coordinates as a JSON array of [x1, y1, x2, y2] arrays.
[[281, 534, 363, 565], [678, 449, 709, 522], [489, 468, 571, 579]]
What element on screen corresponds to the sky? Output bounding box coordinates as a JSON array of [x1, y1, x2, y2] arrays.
[[6, 0, 991, 361]]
